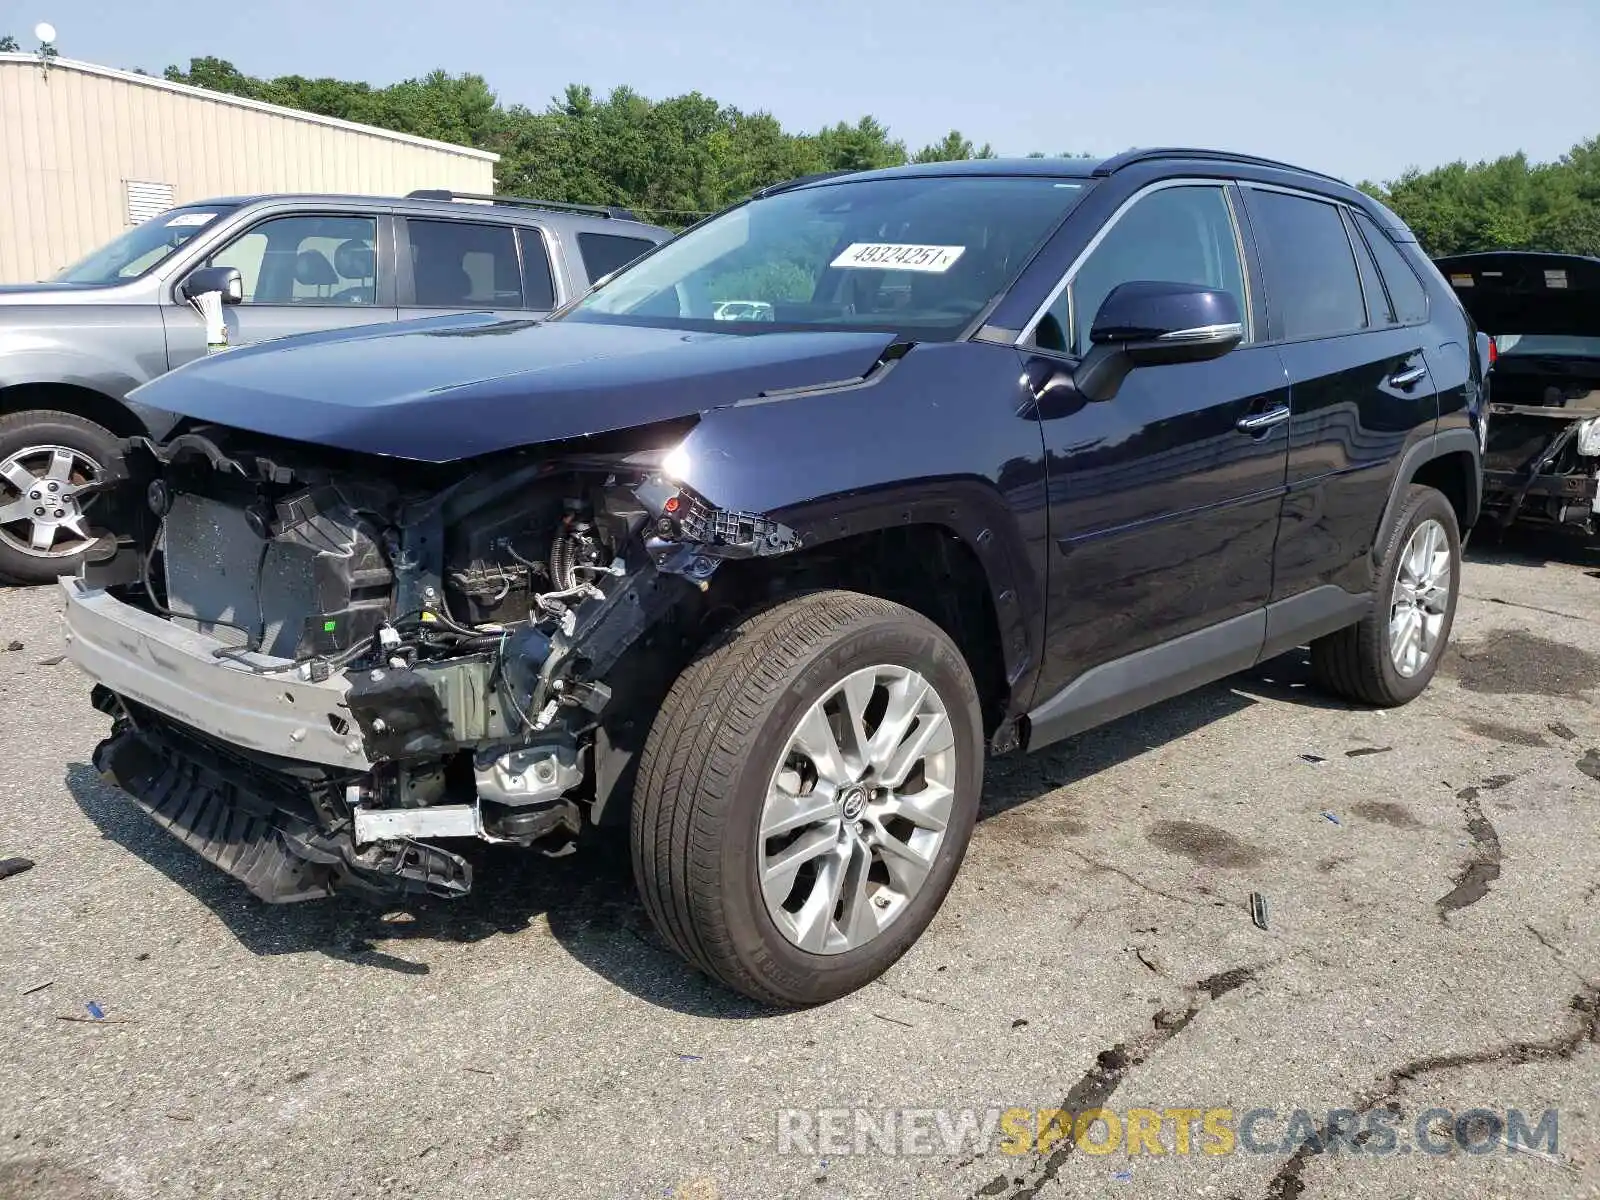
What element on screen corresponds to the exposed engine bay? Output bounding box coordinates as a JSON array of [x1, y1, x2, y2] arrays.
[[70, 424, 799, 903]]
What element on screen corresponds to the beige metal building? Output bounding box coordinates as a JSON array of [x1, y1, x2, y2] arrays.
[[0, 52, 498, 283]]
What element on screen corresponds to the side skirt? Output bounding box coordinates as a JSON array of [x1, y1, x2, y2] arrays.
[[1025, 585, 1370, 752]]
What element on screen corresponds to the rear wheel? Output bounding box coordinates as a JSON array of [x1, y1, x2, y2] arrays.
[[631, 590, 983, 1007], [0, 410, 121, 584], [1311, 484, 1461, 706]]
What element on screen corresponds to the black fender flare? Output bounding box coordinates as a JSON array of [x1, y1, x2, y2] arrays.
[[1371, 426, 1482, 556], [767, 476, 1047, 718]]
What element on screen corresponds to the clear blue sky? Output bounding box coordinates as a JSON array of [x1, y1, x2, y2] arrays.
[[7, 0, 1597, 184]]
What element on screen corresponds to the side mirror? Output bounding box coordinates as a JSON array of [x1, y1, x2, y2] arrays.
[[181, 266, 243, 305], [1075, 281, 1243, 402]]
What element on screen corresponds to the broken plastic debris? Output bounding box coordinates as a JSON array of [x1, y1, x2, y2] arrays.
[[677, 1053, 703, 1062], [85, 1001, 105, 1020], [1012, 1018, 1029, 1028], [1111, 1169, 1133, 1182], [4, 640, 21, 651], [1299, 754, 1326, 764], [0, 857, 34, 881], [1248, 892, 1269, 931], [1322, 811, 1341, 825]]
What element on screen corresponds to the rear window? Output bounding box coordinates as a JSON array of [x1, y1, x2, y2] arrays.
[[1354, 211, 1428, 325], [1247, 189, 1367, 340], [578, 233, 657, 285]]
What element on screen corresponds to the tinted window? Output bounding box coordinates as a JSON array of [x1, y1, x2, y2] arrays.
[[518, 228, 557, 310], [1354, 211, 1428, 325], [1248, 190, 1366, 339], [1346, 210, 1393, 325], [408, 220, 522, 308], [209, 214, 377, 305], [567, 176, 1088, 341], [578, 232, 656, 285], [1044, 185, 1246, 355]]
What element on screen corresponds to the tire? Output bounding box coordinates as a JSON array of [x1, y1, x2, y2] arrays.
[[1311, 484, 1461, 706], [631, 590, 984, 1007], [0, 410, 123, 585]]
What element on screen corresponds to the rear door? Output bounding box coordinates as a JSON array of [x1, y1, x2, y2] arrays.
[[165, 211, 399, 368], [1240, 185, 1437, 604], [397, 217, 556, 320]]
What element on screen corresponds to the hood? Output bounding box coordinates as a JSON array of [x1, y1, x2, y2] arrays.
[[128, 313, 900, 462], [1435, 252, 1600, 337], [0, 282, 113, 302]]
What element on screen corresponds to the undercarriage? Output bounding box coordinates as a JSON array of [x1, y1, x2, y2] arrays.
[[67, 425, 798, 902]]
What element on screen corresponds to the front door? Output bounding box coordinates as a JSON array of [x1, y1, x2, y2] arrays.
[[164, 212, 399, 368], [1022, 182, 1291, 712]]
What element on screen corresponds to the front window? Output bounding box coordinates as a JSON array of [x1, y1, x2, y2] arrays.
[[53, 206, 236, 284], [563, 176, 1089, 340]]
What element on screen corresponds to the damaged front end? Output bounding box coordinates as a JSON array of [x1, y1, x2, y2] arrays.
[[66, 425, 798, 903]]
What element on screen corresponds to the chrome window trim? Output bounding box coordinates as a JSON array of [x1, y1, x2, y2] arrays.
[[1019, 177, 1255, 353]]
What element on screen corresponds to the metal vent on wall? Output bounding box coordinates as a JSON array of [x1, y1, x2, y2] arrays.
[[124, 180, 175, 225]]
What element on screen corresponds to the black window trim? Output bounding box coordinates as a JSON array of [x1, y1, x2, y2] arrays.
[[1341, 206, 1394, 328], [1348, 207, 1431, 329], [1019, 176, 1257, 361], [188, 209, 394, 309], [1239, 182, 1377, 347]]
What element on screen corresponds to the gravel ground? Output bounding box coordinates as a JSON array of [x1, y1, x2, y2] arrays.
[[1, 535, 1597, 1200]]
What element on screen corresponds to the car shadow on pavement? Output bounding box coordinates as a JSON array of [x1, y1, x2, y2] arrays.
[[61, 647, 1345, 1016], [1464, 525, 1600, 571]]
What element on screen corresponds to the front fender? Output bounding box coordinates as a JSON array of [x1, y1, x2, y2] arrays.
[[665, 341, 1052, 715]]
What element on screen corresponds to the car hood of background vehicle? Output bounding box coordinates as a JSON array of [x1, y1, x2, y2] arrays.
[[129, 313, 901, 461], [1435, 251, 1600, 337]]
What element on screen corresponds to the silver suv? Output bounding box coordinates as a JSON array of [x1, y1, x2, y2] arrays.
[[0, 190, 671, 583]]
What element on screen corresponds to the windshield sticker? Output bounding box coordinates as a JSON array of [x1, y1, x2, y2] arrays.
[[1545, 269, 1569, 289], [166, 212, 216, 227], [830, 243, 966, 273], [1449, 274, 1474, 288]]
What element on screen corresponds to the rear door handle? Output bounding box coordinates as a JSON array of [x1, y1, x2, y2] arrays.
[[1388, 364, 1428, 389], [1236, 405, 1290, 433]]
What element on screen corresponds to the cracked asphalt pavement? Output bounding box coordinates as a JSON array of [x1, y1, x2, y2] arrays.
[[2, 535, 1598, 1200]]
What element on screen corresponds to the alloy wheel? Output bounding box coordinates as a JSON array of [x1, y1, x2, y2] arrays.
[[758, 664, 957, 955], [0, 444, 102, 559], [1389, 517, 1452, 678]]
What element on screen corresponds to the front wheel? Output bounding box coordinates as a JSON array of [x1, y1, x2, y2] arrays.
[[631, 590, 984, 1007], [0, 410, 122, 585]]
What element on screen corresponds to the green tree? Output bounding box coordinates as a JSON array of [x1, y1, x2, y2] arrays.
[[0, 34, 19, 52]]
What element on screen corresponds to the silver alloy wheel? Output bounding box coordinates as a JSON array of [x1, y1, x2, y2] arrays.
[[758, 664, 957, 955], [0, 444, 102, 559], [1389, 517, 1452, 678]]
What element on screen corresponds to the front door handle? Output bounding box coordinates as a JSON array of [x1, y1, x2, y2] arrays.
[[1388, 364, 1428, 389], [1236, 405, 1290, 433]]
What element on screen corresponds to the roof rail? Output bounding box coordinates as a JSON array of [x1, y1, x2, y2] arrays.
[[403, 189, 637, 220], [750, 170, 859, 200], [1091, 148, 1348, 186]]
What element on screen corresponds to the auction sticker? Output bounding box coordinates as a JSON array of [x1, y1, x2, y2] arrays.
[[166, 212, 217, 227], [830, 243, 965, 273]]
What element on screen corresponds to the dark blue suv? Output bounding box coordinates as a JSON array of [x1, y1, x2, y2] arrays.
[[67, 149, 1485, 1006]]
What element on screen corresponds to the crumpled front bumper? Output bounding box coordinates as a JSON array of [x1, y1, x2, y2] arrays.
[[60, 578, 371, 770]]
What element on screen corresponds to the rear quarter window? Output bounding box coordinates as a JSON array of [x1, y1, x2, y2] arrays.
[[578, 232, 658, 285], [1354, 211, 1429, 325]]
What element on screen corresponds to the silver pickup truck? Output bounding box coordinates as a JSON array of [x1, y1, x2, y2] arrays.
[[0, 190, 669, 583]]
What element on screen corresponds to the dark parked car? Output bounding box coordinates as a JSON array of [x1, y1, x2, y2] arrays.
[[64, 150, 1484, 1006], [1435, 251, 1599, 534], [0, 190, 669, 583]]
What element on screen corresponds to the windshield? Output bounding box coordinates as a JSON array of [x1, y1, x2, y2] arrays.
[[564, 176, 1089, 339], [1494, 334, 1600, 360], [53, 206, 236, 284]]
